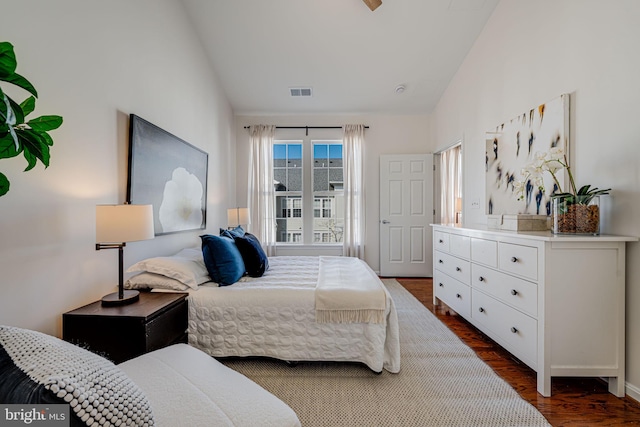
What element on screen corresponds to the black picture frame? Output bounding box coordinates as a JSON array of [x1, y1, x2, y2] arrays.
[[127, 114, 208, 235]]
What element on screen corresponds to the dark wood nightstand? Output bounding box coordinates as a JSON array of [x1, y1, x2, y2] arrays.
[[63, 292, 188, 364]]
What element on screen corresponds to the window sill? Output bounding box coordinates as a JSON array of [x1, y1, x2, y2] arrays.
[[274, 244, 343, 257]]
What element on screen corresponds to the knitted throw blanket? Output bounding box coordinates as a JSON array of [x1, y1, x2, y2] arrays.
[[315, 256, 386, 324]]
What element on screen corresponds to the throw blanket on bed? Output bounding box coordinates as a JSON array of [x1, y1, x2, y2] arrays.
[[315, 256, 387, 324]]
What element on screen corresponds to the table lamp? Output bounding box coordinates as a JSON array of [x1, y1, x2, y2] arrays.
[[227, 207, 250, 229], [96, 204, 154, 306]]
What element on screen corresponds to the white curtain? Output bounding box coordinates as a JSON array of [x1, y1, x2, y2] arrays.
[[342, 124, 366, 259], [440, 144, 462, 225], [247, 125, 277, 256]]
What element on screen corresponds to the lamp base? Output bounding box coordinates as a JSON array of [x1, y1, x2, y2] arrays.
[[101, 290, 140, 306]]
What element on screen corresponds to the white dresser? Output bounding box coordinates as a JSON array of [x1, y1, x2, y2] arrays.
[[431, 224, 637, 397]]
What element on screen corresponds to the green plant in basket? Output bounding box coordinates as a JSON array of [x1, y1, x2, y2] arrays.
[[552, 184, 610, 211], [0, 41, 63, 197]]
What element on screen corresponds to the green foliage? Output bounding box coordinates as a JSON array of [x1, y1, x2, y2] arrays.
[[0, 41, 62, 197], [552, 185, 611, 205], [0, 172, 9, 196]]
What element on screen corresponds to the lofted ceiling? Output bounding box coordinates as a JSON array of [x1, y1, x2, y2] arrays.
[[181, 0, 499, 115]]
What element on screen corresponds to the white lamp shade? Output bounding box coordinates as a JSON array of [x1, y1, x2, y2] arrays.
[[227, 207, 251, 227], [96, 204, 155, 243], [455, 197, 463, 212]]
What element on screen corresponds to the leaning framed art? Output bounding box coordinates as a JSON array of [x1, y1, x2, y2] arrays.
[[127, 114, 208, 235]]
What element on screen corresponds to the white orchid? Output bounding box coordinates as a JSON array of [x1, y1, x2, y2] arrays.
[[516, 146, 610, 208], [549, 146, 564, 159], [515, 148, 572, 201]]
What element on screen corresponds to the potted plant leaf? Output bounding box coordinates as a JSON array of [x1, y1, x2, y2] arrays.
[[515, 147, 610, 234], [0, 41, 63, 197]]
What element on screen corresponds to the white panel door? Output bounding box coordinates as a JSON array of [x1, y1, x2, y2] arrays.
[[379, 154, 433, 277]]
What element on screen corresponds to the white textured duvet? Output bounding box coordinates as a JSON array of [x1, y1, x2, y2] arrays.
[[187, 256, 401, 373]]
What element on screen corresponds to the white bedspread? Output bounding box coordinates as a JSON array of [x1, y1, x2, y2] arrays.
[[316, 256, 386, 324], [119, 344, 301, 427], [187, 256, 401, 373]]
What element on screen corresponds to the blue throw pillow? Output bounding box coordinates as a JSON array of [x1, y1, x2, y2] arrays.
[[201, 234, 246, 285], [219, 225, 245, 239], [234, 232, 269, 277]]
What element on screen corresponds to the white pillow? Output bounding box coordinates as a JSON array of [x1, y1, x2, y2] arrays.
[[126, 248, 210, 289], [125, 272, 191, 291]]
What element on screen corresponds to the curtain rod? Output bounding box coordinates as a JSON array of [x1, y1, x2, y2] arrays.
[[243, 125, 369, 136]]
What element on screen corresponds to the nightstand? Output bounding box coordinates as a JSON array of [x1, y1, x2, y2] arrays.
[[63, 292, 188, 364]]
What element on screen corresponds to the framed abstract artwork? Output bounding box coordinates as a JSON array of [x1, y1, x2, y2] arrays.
[[127, 114, 208, 235], [485, 93, 569, 216]]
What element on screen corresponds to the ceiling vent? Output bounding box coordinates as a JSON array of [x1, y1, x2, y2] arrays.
[[290, 87, 313, 97]]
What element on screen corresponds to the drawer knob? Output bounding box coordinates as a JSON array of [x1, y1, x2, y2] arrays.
[[510, 327, 518, 334], [478, 276, 485, 282], [511, 256, 519, 263], [455, 266, 461, 272], [478, 307, 485, 313], [510, 289, 518, 296], [456, 293, 461, 299], [439, 239, 444, 243], [439, 259, 444, 264], [439, 283, 444, 287]]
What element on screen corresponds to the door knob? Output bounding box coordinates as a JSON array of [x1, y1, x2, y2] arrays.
[[381, 220, 390, 224]]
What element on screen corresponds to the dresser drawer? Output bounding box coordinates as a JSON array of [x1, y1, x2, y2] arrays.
[[434, 271, 470, 318], [471, 238, 497, 267], [471, 264, 538, 317], [434, 231, 450, 253], [472, 289, 537, 369], [434, 250, 470, 285], [450, 234, 470, 259], [498, 242, 538, 280]]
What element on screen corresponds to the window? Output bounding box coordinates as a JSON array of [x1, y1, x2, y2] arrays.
[[273, 140, 343, 244], [437, 143, 462, 225], [312, 142, 344, 244], [274, 143, 303, 243], [314, 198, 333, 218]]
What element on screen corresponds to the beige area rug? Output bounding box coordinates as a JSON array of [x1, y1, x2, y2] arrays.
[[221, 279, 551, 426]]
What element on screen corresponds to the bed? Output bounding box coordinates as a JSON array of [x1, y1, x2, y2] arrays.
[[124, 233, 401, 374], [186, 255, 401, 373], [0, 326, 301, 427]]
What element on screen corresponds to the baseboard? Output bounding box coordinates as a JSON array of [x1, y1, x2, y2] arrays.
[[627, 381, 640, 403]]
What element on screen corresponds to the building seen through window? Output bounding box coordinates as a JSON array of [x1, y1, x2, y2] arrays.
[[274, 141, 343, 244]]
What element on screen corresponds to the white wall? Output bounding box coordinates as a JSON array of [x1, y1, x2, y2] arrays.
[[0, 0, 234, 336], [435, 0, 640, 399], [235, 115, 434, 272]]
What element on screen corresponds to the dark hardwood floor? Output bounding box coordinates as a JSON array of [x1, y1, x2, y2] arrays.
[[396, 277, 640, 427]]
